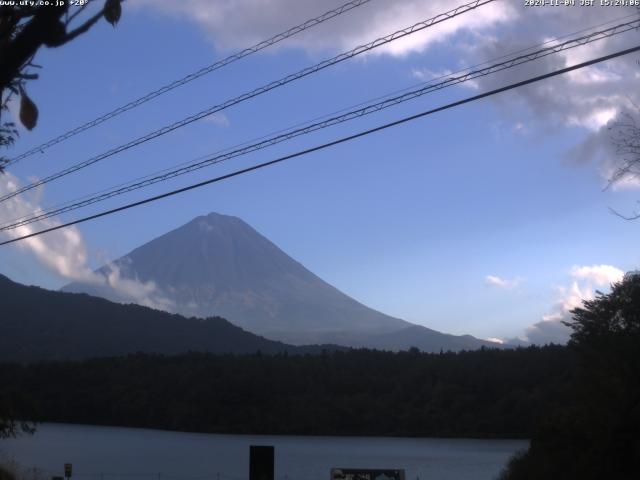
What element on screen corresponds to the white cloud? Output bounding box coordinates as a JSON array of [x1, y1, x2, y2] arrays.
[[485, 274, 523, 289], [0, 173, 174, 311], [130, 0, 513, 57], [203, 112, 230, 127], [521, 317, 572, 346], [129, 1, 640, 189], [516, 264, 624, 345], [411, 67, 453, 82], [513, 122, 526, 133], [0, 172, 96, 282], [608, 172, 640, 191], [445, 3, 640, 186], [570, 264, 624, 286], [99, 261, 175, 312]]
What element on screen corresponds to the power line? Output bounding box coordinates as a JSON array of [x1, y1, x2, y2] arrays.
[[2, 43, 638, 247], [0, 0, 376, 168], [0, 0, 496, 204], [4, 11, 636, 230], [3, 18, 638, 232], [1, 19, 634, 230]]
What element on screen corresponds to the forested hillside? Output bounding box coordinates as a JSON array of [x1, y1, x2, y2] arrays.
[[0, 346, 571, 438], [0, 274, 333, 361]]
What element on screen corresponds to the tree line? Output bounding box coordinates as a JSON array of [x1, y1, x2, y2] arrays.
[[499, 272, 640, 479], [0, 345, 572, 439], [2, 274, 639, 478]]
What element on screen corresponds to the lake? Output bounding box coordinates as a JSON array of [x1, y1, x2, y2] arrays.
[[0, 424, 527, 480]]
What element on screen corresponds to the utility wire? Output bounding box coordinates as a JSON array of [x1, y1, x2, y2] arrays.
[[1, 18, 633, 229], [2, 44, 639, 247], [0, 0, 496, 204], [2, 18, 638, 232], [3, 7, 637, 232], [4, 11, 637, 230], [0, 0, 376, 168]]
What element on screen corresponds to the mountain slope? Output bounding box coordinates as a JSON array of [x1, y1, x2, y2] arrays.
[[64, 212, 498, 351], [0, 274, 331, 362], [64, 213, 409, 340]]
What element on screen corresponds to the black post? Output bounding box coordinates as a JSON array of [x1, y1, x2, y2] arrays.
[[249, 445, 274, 480]]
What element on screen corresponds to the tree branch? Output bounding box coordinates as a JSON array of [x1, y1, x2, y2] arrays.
[[47, 7, 105, 47], [66, 3, 90, 26], [609, 205, 640, 221], [0, 5, 67, 91]]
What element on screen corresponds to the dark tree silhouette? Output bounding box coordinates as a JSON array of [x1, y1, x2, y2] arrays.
[[607, 111, 640, 220], [0, 0, 122, 171], [0, 400, 34, 440], [0, 0, 122, 437], [500, 271, 640, 480], [0, 346, 573, 439]]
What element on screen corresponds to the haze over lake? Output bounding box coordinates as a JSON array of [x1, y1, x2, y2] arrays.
[[1, 424, 527, 480]]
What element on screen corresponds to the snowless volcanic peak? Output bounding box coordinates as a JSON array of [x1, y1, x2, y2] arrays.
[[64, 212, 499, 351]]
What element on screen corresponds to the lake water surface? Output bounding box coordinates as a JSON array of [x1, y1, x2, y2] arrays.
[[0, 424, 527, 480]]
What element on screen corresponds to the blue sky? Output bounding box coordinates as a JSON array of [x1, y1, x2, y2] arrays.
[[1, 0, 640, 343]]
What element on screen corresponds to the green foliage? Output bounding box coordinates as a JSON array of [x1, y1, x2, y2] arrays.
[[500, 273, 640, 480], [0, 345, 571, 439]]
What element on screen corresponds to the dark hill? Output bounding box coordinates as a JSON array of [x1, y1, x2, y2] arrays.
[[0, 274, 333, 362]]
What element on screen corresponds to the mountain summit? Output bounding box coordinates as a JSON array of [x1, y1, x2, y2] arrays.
[[64, 212, 497, 351]]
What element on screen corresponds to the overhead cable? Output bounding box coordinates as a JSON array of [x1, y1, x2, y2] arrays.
[[2, 43, 638, 246], [2, 18, 638, 231], [1, 0, 376, 168], [0, 0, 496, 203]]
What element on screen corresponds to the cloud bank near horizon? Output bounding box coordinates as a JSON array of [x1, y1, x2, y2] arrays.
[[514, 264, 625, 345], [0, 173, 174, 312]]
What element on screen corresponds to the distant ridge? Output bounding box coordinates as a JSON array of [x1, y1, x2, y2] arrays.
[[0, 274, 338, 362], [64, 212, 501, 352]]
